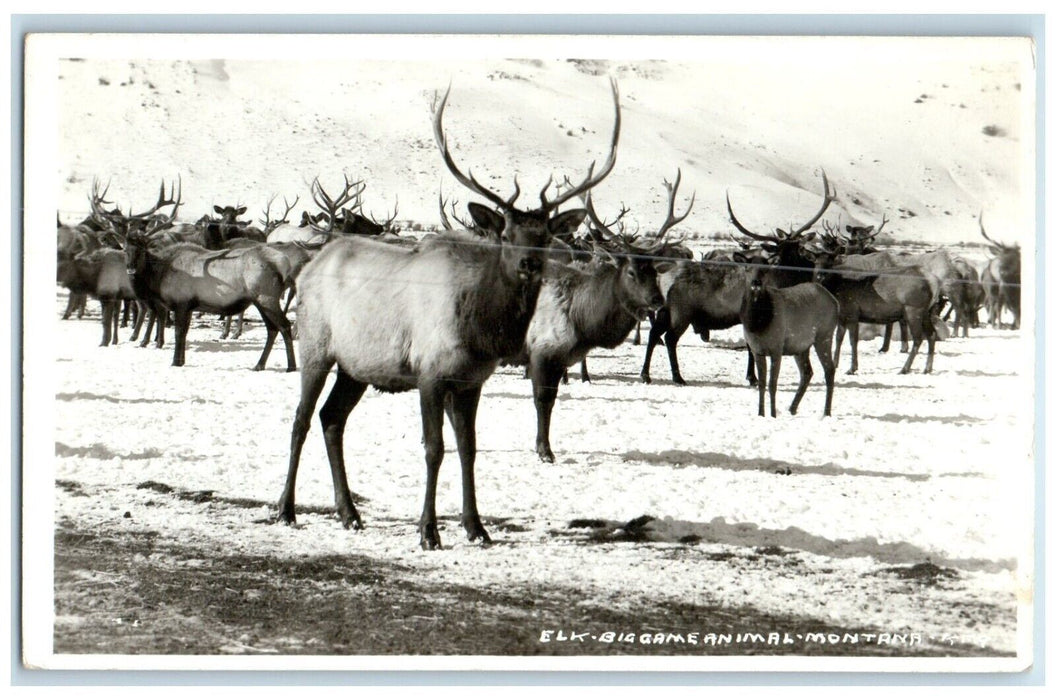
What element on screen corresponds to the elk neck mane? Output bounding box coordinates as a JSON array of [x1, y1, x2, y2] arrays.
[[742, 285, 775, 333], [441, 232, 544, 360]]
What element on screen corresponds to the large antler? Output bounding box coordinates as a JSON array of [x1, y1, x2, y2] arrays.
[[978, 210, 1013, 250], [127, 177, 183, 224], [539, 78, 621, 213], [789, 170, 835, 237], [369, 196, 399, 232], [432, 87, 521, 210], [655, 168, 695, 241], [438, 188, 475, 231], [726, 191, 776, 243], [260, 194, 300, 234], [310, 175, 365, 232]]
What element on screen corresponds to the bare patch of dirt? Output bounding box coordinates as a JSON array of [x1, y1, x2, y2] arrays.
[[53, 518, 1010, 657]]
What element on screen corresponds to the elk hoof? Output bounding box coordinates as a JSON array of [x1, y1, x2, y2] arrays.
[[338, 507, 363, 530], [462, 516, 492, 544], [536, 446, 555, 463], [673, 377, 687, 386], [276, 505, 296, 526], [286, 367, 298, 373], [252, 364, 265, 371], [420, 523, 443, 551], [640, 374, 651, 384], [846, 369, 857, 375]]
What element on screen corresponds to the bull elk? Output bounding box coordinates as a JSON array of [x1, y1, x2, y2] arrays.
[[517, 175, 685, 462], [95, 178, 298, 370], [277, 79, 621, 549], [978, 211, 1021, 330]]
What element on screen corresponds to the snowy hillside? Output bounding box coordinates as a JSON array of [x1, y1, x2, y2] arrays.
[[54, 39, 1034, 246]]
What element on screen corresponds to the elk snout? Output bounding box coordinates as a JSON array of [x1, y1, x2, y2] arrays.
[[518, 256, 544, 280]]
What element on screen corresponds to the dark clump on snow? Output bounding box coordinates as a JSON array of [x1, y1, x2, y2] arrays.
[[881, 561, 960, 584]]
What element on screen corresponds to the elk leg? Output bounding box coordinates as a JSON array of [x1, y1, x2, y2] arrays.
[[419, 381, 447, 550], [233, 312, 245, 339], [899, 309, 923, 374], [745, 349, 758, 387], [789, 352, 813, 415], [753, 353, 767, 417], [768, 354, 781, 418], [663, 322, 689, 386], [847, 322, 859, 375], [172, 308, 192, 367], [898, 319, 909, 352], [110, 302, 120, 344], [76, 294, 87, 319], [834, 323, 845, 368], [816, 336, 836, 417], [277, 359, 334, 525], [879, 323, 892, 353], [319, 369, 368, 530], [448, 383, 490, 544], [530, 358, 564, 463], [221, 316, 231, 340], [155, 309, 168, 348], [130, 301, 145, 342], [99, 301, 113, 347], [139, 307, 155, 348], [255, 304, 297, 371], [282, 285, 297, 315], [580, 358, 590, 383], [632, 319, 642, 346], [120, 300, 130, 328], [62, 293, 78, 320], [640, 307, 670, 384]]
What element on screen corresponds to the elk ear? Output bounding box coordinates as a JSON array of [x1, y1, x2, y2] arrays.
[[731, 251, 749, 264], [237, 206, 247, 216], [213, 205, 224, 215], [547, 208, 588, 237], [654, 261, 675, 275], [467, 203, 505, 235]]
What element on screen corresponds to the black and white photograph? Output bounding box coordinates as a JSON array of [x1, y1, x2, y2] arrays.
[[21, 31, 1037, 671]]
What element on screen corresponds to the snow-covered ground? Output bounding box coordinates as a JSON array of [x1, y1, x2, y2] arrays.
[[26, 37, 1037, 664], [51, 288, 1032, 657]]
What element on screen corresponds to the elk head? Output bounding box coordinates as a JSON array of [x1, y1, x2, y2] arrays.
[[431, 78, 621, 284], [727, 170, 835, 284]]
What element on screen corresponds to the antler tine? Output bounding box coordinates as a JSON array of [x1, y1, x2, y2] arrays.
[[260, 194, 277, 229], [432, 85, 512, 210], [370, 195, 400, 230], [791, 169, 836, 237], [140, 175, 183, 236], [311, 175, 364, 232], [438, 190, 454, 231], [977, 210, 1009, 249], [872, 212, 889, 237], [583, 191, 620, 244], [656, 168, 695, 241], [541, 78, 621, 212], [726, 190, 779, 243]]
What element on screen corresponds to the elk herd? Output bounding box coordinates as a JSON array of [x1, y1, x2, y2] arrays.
[[54, 78, 1023, 549]]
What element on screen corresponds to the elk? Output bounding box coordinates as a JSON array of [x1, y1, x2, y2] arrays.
[[57, 244, 138, 346], [218, 195, 300, 340], [95, 178, 297, 370], [642, 171, 834, 386], [978, 211, 1021, 329], [519, 179, 682, 462], [813, 257, 940, 375], [277, 79, 620, 549], [740, 266, 838, 417]]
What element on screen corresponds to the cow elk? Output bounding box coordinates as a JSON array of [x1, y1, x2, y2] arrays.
[[740, 268, 838, 417]]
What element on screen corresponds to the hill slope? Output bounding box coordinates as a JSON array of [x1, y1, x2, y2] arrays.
[[55, 41, 1034, 246]]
